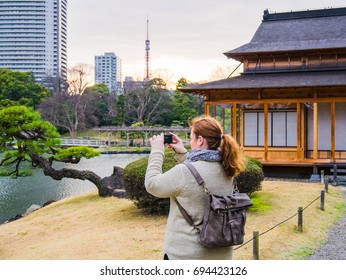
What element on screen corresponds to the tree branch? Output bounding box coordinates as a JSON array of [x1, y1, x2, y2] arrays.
[[29, 153, 114, 196]]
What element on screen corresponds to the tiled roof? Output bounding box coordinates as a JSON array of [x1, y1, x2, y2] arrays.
[[224, 7, 346, 59], [180, 70, 346, 92]]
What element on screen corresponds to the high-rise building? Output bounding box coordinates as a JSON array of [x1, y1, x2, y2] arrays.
[[0, 0, 67, 82], [94, 52, 122, 94]]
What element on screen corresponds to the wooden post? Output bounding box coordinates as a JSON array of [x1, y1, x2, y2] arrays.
[[321, 170, 325, 184], [313, 102, 318, 159], [107, 132, 111, 149], [333, 164, 338, 186], [221, 107, 225, 132], [298, 207, 303, 232], [297, 102, 301, 161], [204, 102, 210, 116], [301, 103, 306, 160], [321, 190, 325, 211], [331, 100, 336, 162], [232, 103, 237, 139], [264, 102, 268, 161], [239, 105, 243, 147], [145, 132, 148, 147], [324, 177, 329, 193], [232, 103, 237, 140], [253, 231, 259, 260]]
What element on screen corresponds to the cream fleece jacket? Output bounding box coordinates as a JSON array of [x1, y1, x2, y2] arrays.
[[145, 147, 234, 260]]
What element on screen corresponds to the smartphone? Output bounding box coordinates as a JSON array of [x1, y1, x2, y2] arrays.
[[164, 134, 173, 144]]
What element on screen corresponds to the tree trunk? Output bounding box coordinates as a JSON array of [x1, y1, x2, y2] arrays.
[[71, 130, 77, 139], [30, 153, 124, 197]]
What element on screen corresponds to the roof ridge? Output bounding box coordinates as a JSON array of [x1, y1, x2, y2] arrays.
[[263, 7, 346, 22]]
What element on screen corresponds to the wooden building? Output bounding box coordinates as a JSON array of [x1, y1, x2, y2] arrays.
[[180, 7, 346, 177]]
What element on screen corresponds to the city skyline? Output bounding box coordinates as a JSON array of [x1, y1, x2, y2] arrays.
[[0, 0, 67, 81], [67, 0, 343, 84]]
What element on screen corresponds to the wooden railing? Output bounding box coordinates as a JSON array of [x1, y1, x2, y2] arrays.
[[60, 139, 106, 147]]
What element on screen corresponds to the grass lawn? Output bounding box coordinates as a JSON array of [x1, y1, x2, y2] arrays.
[[0, 180, 345, 260]]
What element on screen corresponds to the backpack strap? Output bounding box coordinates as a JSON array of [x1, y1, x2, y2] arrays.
[[174, 162, 206, 233], [174, 197, 199, 228], [183, 162, 205, 186]]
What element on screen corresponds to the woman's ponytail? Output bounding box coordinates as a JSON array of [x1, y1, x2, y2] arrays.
[[219, 134, 245, 177]]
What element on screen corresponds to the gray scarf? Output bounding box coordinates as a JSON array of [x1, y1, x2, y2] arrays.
[[186, 148, 221, 162]]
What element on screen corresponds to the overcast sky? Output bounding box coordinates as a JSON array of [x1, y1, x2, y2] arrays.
[[67, 0, 344, 84]]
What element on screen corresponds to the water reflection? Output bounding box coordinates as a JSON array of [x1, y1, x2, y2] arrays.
[[0, 154, 146, 224]]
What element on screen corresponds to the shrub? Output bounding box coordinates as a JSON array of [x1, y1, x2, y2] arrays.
[[123, 152, 264, 215], [123, 150, 175, 214], [235, 156, 264, 194]]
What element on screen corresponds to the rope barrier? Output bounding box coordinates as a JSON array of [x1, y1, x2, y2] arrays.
[[234, 193, 322, 251]]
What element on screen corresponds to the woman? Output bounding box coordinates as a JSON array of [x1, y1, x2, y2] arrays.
[[145, 116, 244, 260]]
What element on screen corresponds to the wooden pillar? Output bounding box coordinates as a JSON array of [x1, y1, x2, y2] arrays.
[[126, 132, 129, 147], [204, 102, 210, 116], [301, 104, 306, 160], [232, 103, 237, 140], [145, 132, 148, 147], [229, 106, 232, 135], [331, 100, 336, 162], [107, 132, 111, 149], [213, 105, 217, 118], [296, 102, 301, 161], [221, 108, 225, 132], [313, 102, 318, 159], [264, 102, 268, 161], [239, 105, 244, 147]]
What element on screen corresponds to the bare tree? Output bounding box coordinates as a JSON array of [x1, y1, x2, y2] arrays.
[[126, 78, 167, 123], [151, 68, 177, 89], [39, 93, 82, 139], [67, 63, 93, 95], [39, 64, 97, 139], [41, 75, 68, 95]]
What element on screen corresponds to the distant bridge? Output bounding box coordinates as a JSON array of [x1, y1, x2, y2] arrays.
[[60, 139, 106, 147], [60, 126, 190, 148], [94, 125, 190, 147]]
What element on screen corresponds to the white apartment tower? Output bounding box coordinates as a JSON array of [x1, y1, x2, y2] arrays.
[[95, 52, 122, 94], [0, 0, 67, 82]]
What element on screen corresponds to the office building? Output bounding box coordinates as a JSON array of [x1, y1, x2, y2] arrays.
[[94, 52, 122, 94], [0, 0, 68, 82]]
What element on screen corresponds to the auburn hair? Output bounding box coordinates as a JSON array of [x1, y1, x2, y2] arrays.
[[189, 115, 245, 177]]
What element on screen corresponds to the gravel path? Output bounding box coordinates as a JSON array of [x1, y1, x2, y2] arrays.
[[308, 187, 346, 260], [264, 177, 346, 260], [308, 214, 346, 260]]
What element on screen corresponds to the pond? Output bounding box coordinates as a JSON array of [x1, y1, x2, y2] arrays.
[[0, 154, 147, 224]]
